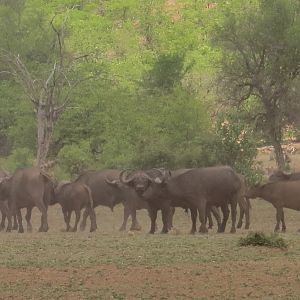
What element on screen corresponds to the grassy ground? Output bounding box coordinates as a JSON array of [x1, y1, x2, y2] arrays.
[[1, 198, 300, 300]]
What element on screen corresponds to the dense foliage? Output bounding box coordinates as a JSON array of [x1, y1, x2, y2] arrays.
[[0, 0, 299, 178]]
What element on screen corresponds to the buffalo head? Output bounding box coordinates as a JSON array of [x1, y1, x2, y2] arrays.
[[119, 168, 171, 197]]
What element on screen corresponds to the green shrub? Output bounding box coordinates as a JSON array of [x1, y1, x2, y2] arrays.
[[239, 232, 288, 249], [0, 147, 34, 172], [238, 232, 288, 249], [57, 140, 93, 177]]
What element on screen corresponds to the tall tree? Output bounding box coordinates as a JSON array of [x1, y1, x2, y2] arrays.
[[1, 8, 90, 167], [212, 0, 300, 169]]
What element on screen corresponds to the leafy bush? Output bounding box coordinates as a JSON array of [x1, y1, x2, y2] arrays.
[[214, 109, 262, 184], [57, 140, 93, 177], [238, 232, 288, 249], [1, 147, 34, 172]]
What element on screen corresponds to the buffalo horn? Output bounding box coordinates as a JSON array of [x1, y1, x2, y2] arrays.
[[119, 169, 135, 184]]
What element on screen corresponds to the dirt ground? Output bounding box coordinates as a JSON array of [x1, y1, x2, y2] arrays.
[[1, 258, 300, 299]]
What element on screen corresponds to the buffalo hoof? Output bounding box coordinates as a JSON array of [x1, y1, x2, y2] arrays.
[[90, 227, 97, 233], [18, 228, 24, 233], [0, 225, 4, 232], [160, 230, 168, 234], [230, 227, 236, 234], [237, 222, 242, 229], [189, 229, 196, 235], [148, 230, 155, 234], [27, 227, 33, 233], [199, 225, 208, 234], [282, 228, 286, 233], [130, 224, 142, 231], [119, 226, 126, 232], [12, 225, 18, 231], [208, 225, 213, 229], [38, 226, 48, 232], [245, 224, 250, 230]]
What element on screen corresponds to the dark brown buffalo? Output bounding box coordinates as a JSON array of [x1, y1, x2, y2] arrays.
[[105, 177, 175, 232], [120, 166, 242, 234], [0, 171, 18, 231], [269, 170, 300, 182], [75, 169, 146, 231], [53, 181, 97, 232], [247, 180, 300, 232], [1, 167, 54, 233], [236, 174, 251, 230], [104, 178, 148, 231]]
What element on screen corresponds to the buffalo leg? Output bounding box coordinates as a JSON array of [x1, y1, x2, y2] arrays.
[[244, 197, 250, 229], [237, 202, 244, 229], [6, 201, 15, 233], [206, 208, 213, 229], [281, 210, 286, 232], [130, 209, 142, 231], [167, 207, 175, 230], [36, 202, 48, 232], [16, 209, 24, 233], [0, 203, 8, 231], [88, 206, 97, 232], [0, 213, 5, 231], [198, 199, 208, 233], [274, 208, 281, 232], [161, 207, 170, 234], [148, 207, 158, 234], [190, 207, 197, 234], [71, 209, 81, 232], [62, 208, 71, 232], [210, 206, 221, 232], [230, 200, 237, 233], [79, 208, 89, 231], [25, 207, 33, 232], [119, 205, 130, 231], [12, 213, 18, 230], [219, 204, 229, 233]]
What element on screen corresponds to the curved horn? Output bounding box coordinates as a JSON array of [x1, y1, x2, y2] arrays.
[[105, 177, 118, 186], [151, 168, 170, 180], [119, 169, 135, 184], [0, 175, 10, 185]]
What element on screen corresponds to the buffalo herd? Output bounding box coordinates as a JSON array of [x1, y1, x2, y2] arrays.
[[0, 166, 299, 234]]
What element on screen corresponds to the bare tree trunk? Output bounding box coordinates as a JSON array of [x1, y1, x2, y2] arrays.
[[36, 105, 53, 168], [269, 126, 285, 170]]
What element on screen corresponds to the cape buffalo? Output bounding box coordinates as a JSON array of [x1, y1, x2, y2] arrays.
[[53, 181, 97, 232], [75, 169, 146, 231], [105, 177, 175, 232], [2, 167, 54, 233], [247, 180, 300, 232], [269, 170, 300, 182], [120, 166, 242, 234], [0, 171, 18, 231]]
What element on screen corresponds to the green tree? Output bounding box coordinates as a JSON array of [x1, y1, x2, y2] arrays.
[[212, 0, 300, 170]]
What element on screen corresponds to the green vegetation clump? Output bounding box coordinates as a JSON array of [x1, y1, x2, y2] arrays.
[[238, 232, 288, 249]]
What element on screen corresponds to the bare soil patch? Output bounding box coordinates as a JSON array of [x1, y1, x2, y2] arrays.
[[1, 258, 300, 299]]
